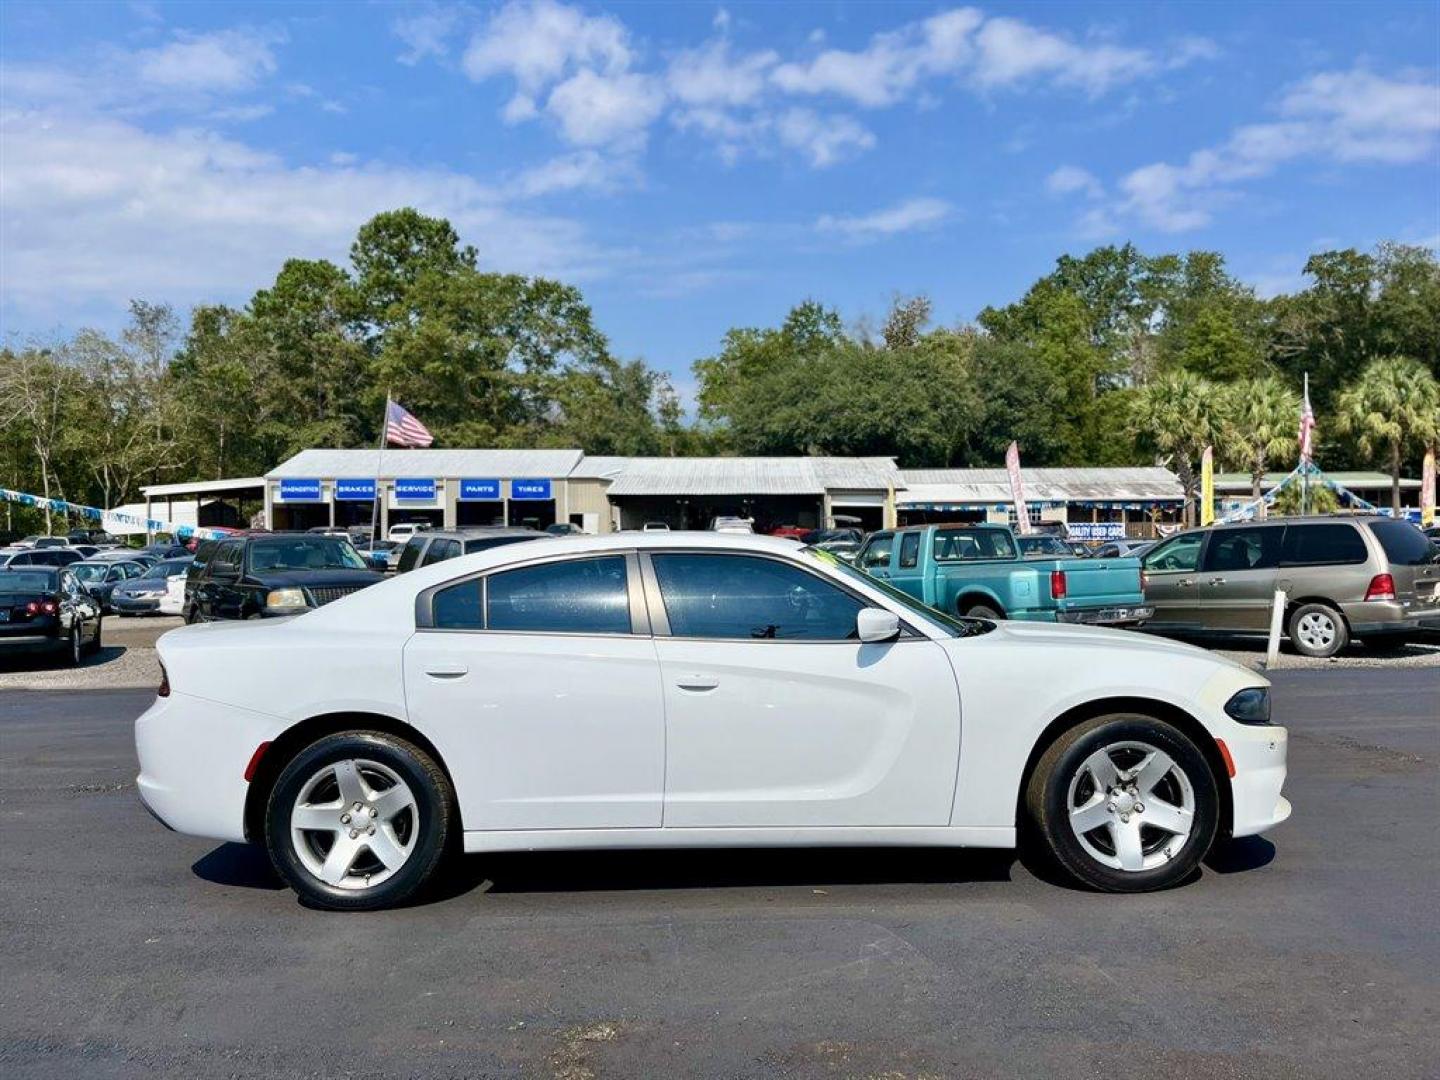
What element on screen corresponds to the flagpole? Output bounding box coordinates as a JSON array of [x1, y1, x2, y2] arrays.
[[370, 391, 390, 544], [1301, 373, 1310, 516]]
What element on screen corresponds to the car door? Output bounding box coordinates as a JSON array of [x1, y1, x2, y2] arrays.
[[886, 530, 924, 597], [645, 550, 961, 828], [1197, 526, 1283, 630], [1141, 531, 1208, 630], [197, 540, 244, 619], [403, 552, 666, 831]]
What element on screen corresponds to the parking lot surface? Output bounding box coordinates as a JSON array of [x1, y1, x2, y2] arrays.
[[1, 669, 1436, 1079]]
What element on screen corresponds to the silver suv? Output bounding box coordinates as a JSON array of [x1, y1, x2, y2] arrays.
[[1142, 516, 1439, 657]]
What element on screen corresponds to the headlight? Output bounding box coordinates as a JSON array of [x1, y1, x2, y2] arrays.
[[1224, 687, 1271, 725], [264, 587, 310, 614]]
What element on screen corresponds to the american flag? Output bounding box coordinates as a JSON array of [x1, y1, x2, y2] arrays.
[[1298, 374, 1315, 464], [385, 399, 433, 448]]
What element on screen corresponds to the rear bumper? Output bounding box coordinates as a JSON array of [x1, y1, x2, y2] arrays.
[[1341, 599, 1438, 635], [0, 633, 64, 654], [1056, 604, 1154, 626]]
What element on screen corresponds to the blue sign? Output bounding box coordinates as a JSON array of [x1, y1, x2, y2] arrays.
[[510, 478, 552, 500], [394, 477, 437, 501], [334, 478, 377, 501], [1068, 522, 1126, 541], [278, 479, 322, 502], [459, 478, 501, 501]]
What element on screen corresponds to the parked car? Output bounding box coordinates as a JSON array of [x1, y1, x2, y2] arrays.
[[710, 516, 756, 534], [1016, 535, 1080, 559], [136, 531, 1290, 911], [31, 536, 71, 549], [393, 528, 544, 574], [641, 521, 671, 532], [0, 547, 84, 569], [387, 522, 432, 543], [142, 542, 191, 559], [110, 557, 194, 617], [90, 550, 158, 568], [546, 523, 584, 536], [68, 544, 100, 559], [0, 566, 102, 665], [1142, 516, 1440, 657], [67, 529, 123, 546], [856, 525, 1152, 627], [70, 559, 150, 612], [1095, 539, 1156, 560], [186, 533, 383, 622], [801, 528, 864, 546], [354, 540, 399, 570]]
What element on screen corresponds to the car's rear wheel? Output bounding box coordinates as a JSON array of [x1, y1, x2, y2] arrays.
[[265, 732, 453, 911], [87, 617, 102, 654], [963, 601, 1003, 620], [1025, 713, 1218, 892], [1288, 602, 1347, 658]]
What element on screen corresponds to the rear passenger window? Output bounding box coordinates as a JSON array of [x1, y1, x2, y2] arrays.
[[487, 556, 630, 634], [1202, 527, 1282, 572], [431, 580, 483, 629], [898, 532, 920, 569], [396, 538, 425, 573], [1281, 524, 1367, 566], [421, 539, 460, 566]]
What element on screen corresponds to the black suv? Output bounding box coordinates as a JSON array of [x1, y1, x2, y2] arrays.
[[186, 533, 383, 622]]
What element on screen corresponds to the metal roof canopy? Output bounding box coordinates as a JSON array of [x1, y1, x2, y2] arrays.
[[897, 467, 1183, 506], [603, 457, 902, 497], [139, 477, 266, 498], [266, 448, 584, 479], [1212, 470, 1421, 492]]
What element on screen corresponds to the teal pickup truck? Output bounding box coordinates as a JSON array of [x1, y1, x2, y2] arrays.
[[854, 524, 1153, 626]]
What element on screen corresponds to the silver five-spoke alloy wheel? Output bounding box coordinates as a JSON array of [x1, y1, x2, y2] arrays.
[[290, 758, 418, 890], [1294, 611, 1336, 652], [1066, 741, 1195, 872]]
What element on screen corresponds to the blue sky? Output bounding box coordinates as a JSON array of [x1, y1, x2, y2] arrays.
[[2, 1, 1436, 400]]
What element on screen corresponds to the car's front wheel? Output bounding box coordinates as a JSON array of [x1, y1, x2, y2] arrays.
[[1025, 713, 1218, 892], [265, 732, 454, 911]]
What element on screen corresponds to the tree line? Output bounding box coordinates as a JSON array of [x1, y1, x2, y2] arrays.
[[3, 208, 1437, 531]]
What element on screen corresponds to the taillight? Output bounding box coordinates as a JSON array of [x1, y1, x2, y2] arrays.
[[1050, 569, 1067, 600], [1140, 569, 1149, 593], [1364, 573, 1396, 602], [23, 599, 58, 615], [157, 662, 170, 698]]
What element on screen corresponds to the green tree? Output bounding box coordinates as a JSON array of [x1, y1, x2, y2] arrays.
[[1218, 376, 1300, 498], [1131, 370, 1221, 525], [1334, 356, 1440, 512]]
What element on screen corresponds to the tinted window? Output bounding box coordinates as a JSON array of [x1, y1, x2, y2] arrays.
[[1369, 521, 1435, 566], [1202, 527, 1282, 572], [1145, 532, 1204, 573], [1281, 524, 1367, 566], [487, 556, 630, 634], [898, 532, 920, 569], [248, 537, 365, 572], [0, 570, 56, 593], [652, 553, 864, 641], [858, 533, 893, 569], [465, 534, 541, 554], [212, 541, 243, 573], [396, 538, 425, 574], [934, 529, 1016, 561], [421, 538, 461, 566], [432, 580, 483, 629]]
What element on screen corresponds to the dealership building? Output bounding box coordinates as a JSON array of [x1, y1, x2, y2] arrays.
[[245, 449, 1186, 537]]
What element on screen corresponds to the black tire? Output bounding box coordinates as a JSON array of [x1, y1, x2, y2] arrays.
[[265, 731, 454, 912], [1288, 602, 1348, 658], [1024, 713, 1219, 892], [66, 625, 83, 667], [963, 601, 1003, 620]]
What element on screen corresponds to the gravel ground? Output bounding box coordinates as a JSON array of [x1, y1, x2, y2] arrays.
[[2, 615, 1436, 691]]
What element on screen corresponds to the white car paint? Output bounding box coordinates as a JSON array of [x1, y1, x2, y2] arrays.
[[135, 533, 1289, 857], [160, 572, 186, 616]]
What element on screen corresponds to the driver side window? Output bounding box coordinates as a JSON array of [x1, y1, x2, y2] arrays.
[[1144, 532, 1204, 573], [651, 553, 865, 641], [858, 533, 894, 570]]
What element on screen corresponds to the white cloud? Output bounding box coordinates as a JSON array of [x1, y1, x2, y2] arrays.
[[667, 39, 778, 108], [504, 149, 639, 198], [970, 18, 1152, 94], [462, 0, 631, 95], [1056, 66, 1440, 233], [394, 6, 460, 66], [1046, 164, 1103, 198], [136, 28, 281, 92], [545, 69, 664, 147], [208, 104, 276, 123], [816, 196, 954, 238], [0, 109, 614, 326], [775, 108, 875, 167]]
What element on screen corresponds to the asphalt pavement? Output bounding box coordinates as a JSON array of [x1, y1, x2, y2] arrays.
[[0, 670, 1437, 1079]]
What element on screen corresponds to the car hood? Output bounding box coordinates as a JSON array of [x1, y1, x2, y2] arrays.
[[245, 568, 384, 589], [976, 618, 1255, 675]]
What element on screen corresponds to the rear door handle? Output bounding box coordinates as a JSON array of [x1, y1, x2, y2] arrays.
[[1177, 579, 1196, 588], [425, 664, 468, 679], [676, 674, 719, 692], [1206, 577, 1226, 585]]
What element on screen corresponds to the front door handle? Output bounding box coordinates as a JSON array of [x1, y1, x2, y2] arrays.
[[1206, 577, 1227, 585], [676, 674, 719, 692], [1177, 579, 1196, 588], [425, 664, 468, 679]]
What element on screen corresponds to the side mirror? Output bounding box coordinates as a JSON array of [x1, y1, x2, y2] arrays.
[[856, 607, 901, 643]]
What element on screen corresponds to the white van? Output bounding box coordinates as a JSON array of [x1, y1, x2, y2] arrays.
[[387, 522, 432, 543]]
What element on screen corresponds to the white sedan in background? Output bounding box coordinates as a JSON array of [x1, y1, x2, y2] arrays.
[[135, 533, 1290, 911]]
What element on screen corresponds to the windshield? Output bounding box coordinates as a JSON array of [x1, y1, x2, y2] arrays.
[[247, 537, 366, 572], [71, 564, 110, 582], [0, 570, 55, 594], [804, 547, 990, 638], [142, 558, 193, 580]]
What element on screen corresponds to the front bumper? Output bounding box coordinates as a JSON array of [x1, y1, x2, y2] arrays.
[[111, 594, 163, 614], [1223, 721, 1291, 838], [135, 691, 282, 843], [1056, 604, 1155, 626]]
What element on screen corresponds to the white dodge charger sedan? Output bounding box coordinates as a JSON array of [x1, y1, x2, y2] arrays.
[[136, 532, 1290, 910]]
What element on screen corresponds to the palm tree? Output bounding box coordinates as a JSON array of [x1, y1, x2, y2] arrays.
[[1132, 369, 1221, 526], [1335, 357, 1440, 513], [1219, 376, 1301, 499]]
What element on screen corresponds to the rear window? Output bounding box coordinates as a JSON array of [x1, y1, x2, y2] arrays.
[[898, 532, 920, 569], [1280, 524, 1367, 567], [0, 570, 56, 593], [935, 529, 1017, 561], [396, 538, 425, 573], [1368, 521, 1436, 566]]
